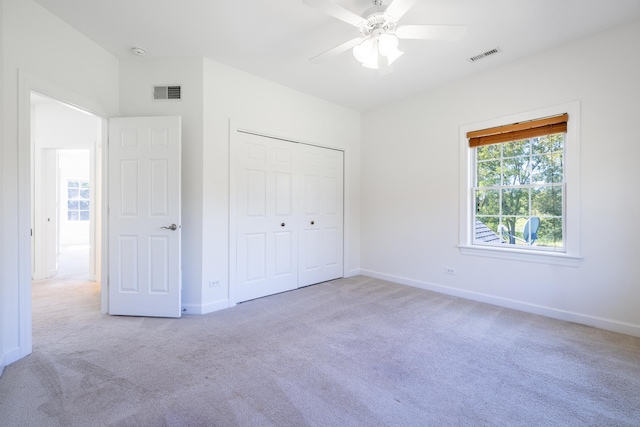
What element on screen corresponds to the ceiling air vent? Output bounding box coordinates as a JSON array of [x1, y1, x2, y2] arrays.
[[153, 85, 181, 101], [467, 47, 502, 63]]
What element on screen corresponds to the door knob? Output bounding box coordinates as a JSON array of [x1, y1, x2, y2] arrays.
[[281, 222, 285, 227], [311, 221, 315, 225], [161, 224, 178, 231]]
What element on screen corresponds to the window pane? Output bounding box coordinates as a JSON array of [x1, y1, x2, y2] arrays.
[[502, 139, 530, 158], [80, 211, 90, 221], [499, 216, 520, 245], [532, 133, 563, 154], [536, 217, 563, 249], [501, 188, 529, 216], [476, 144, 500, 160], [549, 153, 563, 183], [502, 156, 530, 186], [475, 217, 502, 244], [532, 153, 563, 184], [80, 189, 90, 199], [68, 200, 79, 210], [68, 211, 79, 221], [68, 181, 79, 188], [477, 216, 500, 232], [79, 181, 90, 189], [79, 200, 90, 210], [477, 160, 501, 186], [68, 188, 79, 199], [532, 186, 563, 217], [475, 189, 499, 215]]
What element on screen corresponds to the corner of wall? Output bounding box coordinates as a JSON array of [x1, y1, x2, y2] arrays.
[[181, 299, 230, 315]]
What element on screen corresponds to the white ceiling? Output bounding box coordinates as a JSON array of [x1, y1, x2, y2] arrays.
[[34, 0, 640, 111]]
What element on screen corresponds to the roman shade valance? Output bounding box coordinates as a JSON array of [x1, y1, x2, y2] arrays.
[[467, 113, 568, 148]]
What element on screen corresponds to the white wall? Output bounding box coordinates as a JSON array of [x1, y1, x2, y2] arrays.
[[34, 100, 101, 149], [360, 19, 640, 336], [201, 59, 361, 313], [118, 56, 361, 314], [1, 0, 119, 366]]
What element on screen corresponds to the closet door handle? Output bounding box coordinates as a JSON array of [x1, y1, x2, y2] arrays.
[[281, 222, 285, 227], [310, 221, 315, 225]]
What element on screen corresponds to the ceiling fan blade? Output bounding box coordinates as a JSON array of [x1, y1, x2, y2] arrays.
[[396, 25, 467, 40], [310, 37, 364, 63], [303, 0, 367, 27], [384, 0, 418, 20]]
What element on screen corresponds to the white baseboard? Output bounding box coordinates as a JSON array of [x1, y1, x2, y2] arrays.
[[181, 299, 230, 315], [0, 354, 5, 378], [4, 346, 22, 366], [201, 299, 230, 315], [345, 269, 361, 278], [361, 269, 640, 338]]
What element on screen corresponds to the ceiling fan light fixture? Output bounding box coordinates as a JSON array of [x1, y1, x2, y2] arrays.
[[362, 49, 380, 69], [385, 46, 404, 65], [378, 33, 397, 55], [353, 38, 376, 63], [353, 34, 403, 69]]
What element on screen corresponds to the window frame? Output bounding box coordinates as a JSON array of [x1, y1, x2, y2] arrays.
[[458, 101, 582, 266]]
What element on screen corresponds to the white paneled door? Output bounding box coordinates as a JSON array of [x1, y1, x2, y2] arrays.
[[108, 117, 182, 317], [235, 131, 344, 303], [298, 144, 344, 287], [236, 132, 298, 302]]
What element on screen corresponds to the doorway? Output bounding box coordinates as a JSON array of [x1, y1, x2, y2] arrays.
[[31, 92, 102, 284], [57, 150, 91, 279]]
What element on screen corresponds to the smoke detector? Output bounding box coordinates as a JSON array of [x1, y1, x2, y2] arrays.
[[131, 47, 146, 57]]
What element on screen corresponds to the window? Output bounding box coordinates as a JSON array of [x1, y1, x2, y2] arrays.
[[459, 102, 581, 266], [473, 115, 565, 250], [67, 180, 90, 221]]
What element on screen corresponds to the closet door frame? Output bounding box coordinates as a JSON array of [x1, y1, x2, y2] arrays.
[[229, 122, 345, 306]]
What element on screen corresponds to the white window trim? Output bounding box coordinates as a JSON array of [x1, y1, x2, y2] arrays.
[[458, 101, 582, 267]]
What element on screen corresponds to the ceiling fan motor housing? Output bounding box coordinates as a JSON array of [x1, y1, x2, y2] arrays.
[[360, 6, 398, 37]]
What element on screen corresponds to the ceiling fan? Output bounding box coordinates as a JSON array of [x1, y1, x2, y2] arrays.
[[304, 0, 466, 73]]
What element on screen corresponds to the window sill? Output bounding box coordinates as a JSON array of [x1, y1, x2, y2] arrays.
[[458, 245, 582, 267]]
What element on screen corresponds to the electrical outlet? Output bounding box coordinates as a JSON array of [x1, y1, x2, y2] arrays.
[[445, 267, 456, 275], [209, 280, 221, 288]]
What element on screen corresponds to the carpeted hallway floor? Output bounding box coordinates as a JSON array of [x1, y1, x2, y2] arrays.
[[1, 275, 639, 426]]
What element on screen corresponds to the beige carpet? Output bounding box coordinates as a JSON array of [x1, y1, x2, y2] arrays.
[[1, 275, 639, 426]]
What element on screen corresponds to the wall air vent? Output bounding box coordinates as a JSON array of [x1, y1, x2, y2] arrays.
[[153, 85, 181, 100], [467, 47, 502, 63]]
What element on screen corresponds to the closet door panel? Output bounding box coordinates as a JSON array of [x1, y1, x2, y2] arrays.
[[298, 144, 344, 287], [235, 131, 344, 301], [236, 133, 297, 302]]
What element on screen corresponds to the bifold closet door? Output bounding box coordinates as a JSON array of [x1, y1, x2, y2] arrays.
[[236, 133, 298, 302], [298, 144, 344, 287]]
